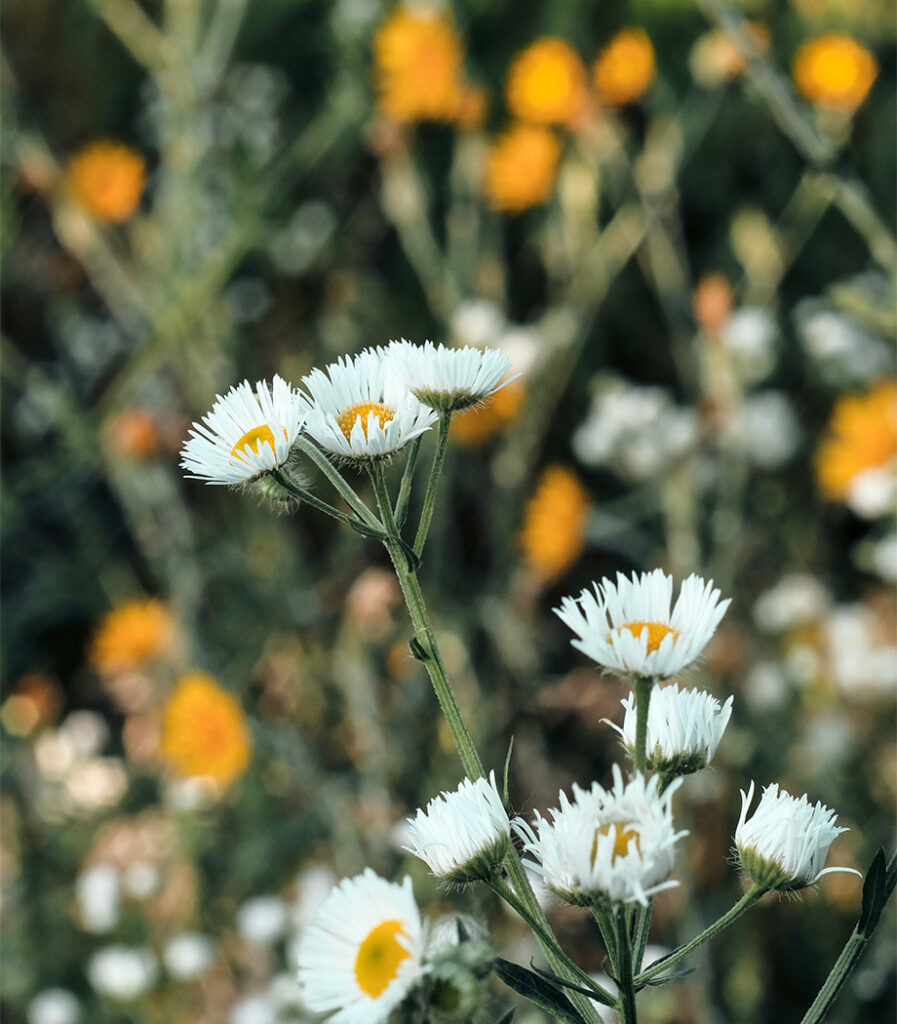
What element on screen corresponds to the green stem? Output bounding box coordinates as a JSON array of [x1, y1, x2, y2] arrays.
[[591, 906, 620, 974], [800, 930, 868, 1024], [368, 464, 483, 780], [635, 884, 766, 987], [271, 469, 385, 536], [633, 677, 653, 774], [632, 899, 653, 977], [294, 437, 381, 529], [393, 434, 423, 531], [616, 905, 638, 1024], [489, 876, 616, 1008], [413, 411, 451, 556]]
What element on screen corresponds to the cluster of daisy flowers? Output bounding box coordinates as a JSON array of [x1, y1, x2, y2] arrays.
[[180, 340, 513, 485]]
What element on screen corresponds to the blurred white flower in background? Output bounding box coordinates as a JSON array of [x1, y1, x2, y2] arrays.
[[798, 305, 891, 385], [230, 995, 278, 1024], [76, 865, 120, 933], [733, 391, 801, 469], [825, 605, 897, 698], [722, 307, 778, 383], [87, 946, 157, 1000], [753, 574, 829, 633], [163, 933, 215, 979], [236, 895, 289, 945], [27, 989, 80, 1024], [449, 299, 506, 349]]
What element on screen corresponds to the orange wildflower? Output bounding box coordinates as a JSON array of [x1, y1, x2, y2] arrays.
[[693, 274, 733, 335], [506, 38, 588, 127], [89, 599, 174, 675], [106, 408, 161, 458], [483, 124, 561, 213], [690, 23, 771, 86], [372, 6, 466, 123], [519, 465, 590, 581], [816, 381, 897, 501], [594, 29, 656, 106], [65, 141, 146, 222], [160, 673, 251, 789], [792, 34, 877, 112], [451, 377, 525, 447]]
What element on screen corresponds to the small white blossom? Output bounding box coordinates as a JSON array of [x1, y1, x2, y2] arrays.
[[610, 683, 733, 776], [722, 307, 778, 383], [237, 896, 289, 945], [87, 946, 157, 1000], [27, 989, 80, 1024], [753, 573, 829, 633], [404, 772, 511, 883], [76, 865, 120, 934], [388, 340, 513, 412], [555, 569, 730, 682], [163, 933, 215, 979], [735, 782, 861, 891], [515, 766, 686, 907]]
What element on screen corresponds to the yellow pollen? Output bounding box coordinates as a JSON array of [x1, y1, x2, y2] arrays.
[[230, 424, 282, 461], [614, 621, 679, 655], [354, 919, 410, 997], [592, 821, 641, 866], [337, 401, 395, 442]]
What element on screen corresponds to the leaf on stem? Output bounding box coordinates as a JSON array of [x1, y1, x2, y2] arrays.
[[638, 965, 696, 988], [502, 735, 515, 808], [857, 848, 895, 938], [397, 537, 422, 573], [494, 960, 589, 1024], [409, 635, 431, 662], [530, 964, 617, 1007]]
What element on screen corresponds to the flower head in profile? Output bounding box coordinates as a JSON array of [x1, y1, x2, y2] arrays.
[[792, 34, 877, 113], [483, 123, 561, 213], [297, 869, 424, 1024], [89, 599, 174, 675], [506, 38, 588, 127], [301, 349, 437, 462], [611, 684, 733, 777], [388, 340, 513, 413], [519, 465, 590, 581], [516, 765, 685, 907], [180, 376, 305, 485], [160, 673, 251, 789], [372, 6, 466, 123], [555, 569, 731, 682], [593, 29, 656, 106], [735, 782, 861, 891], [66, 140, 146, 222], [404, 772, 511, 884]]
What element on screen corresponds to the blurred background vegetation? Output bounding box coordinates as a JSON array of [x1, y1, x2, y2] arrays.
[[1, 0, 895, 1021]]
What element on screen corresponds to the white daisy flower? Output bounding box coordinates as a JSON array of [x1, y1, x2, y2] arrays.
[[515, 765, 686, 907], [610, 684, 733, 777], [404, 772, 512, 883], [297, 869, 424, 1024], [301, 349, 437, 462], [555, 570, 731, 681], [180, 376, 304, 485], [388, 340, 514, 412], [735, 782, 862, 891]]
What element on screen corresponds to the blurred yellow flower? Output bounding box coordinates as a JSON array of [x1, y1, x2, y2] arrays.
[[483, 124, 561, 212], [372, 6, 466, 123], [816, 381, 897, 501], [161, 673, 251, 788], [506, 38, 588, 127], [594, 29, 656, 106], [65, 140, 146, 222], [105, 408, 161, 458], [689, 23, 771, 87], [792, 34, 877, 112], [519, 465, 590, 580], [90, 599, 174, 675], [451, 377, 525, 446]]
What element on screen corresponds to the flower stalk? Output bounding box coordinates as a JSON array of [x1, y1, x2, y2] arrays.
[[413, 410, 452, 556], [633, 676, 653, 773]]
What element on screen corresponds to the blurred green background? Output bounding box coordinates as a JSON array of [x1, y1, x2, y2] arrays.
[[2, 0, 895, 1022]]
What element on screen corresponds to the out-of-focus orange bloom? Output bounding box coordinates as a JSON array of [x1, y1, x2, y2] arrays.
[[160, 673, 251, 789], [594, 29, 656, 106], [816, 381, 897, 501], [693, 274, 733, 334], [451, 377, 525, 446], [89, 599, 174, 675], [65, 141, 146, 222], [792, 34, 877, 112], [455, 85, 489, 131], [690, 23, 771, 86], [105, 409, 161, 458], [519, 465, 590, 581], [372, 6, 466, 123], [0, 673, 61, 736], [483, 124, 561, 213], [506, 38, 588, 127]]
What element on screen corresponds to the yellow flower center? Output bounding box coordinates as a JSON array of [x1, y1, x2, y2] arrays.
[[337, 402, 395, 442], [592, 821, 641, 866], [354, 919, 410, 997], [230, 424, 282, 461], [614, 621, 679, 654]]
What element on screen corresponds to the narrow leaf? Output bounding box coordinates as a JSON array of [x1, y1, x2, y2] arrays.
[[530, 964, 616, 1007], [494, 960, 587, 1024], [502, 735, 515, 807], [409, 636, 430, 662], [639, 966, 697, 988]]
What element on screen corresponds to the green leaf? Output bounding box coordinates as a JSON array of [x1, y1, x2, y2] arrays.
[[494, 959, 588, 1024], [398, 537, 421, 573], [857, 848, 893, 938], [347, 518, 386, 539], [638, 965, 696, 988], [409, 635, 430, 661], [530, 965, 616, 1007], [502, 735, 515, 808]]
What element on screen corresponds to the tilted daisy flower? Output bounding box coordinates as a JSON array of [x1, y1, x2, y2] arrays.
[[388, 339, 514, 413], [180, 376, 304, 485], [610, 683, 733, 777], [515, 765, 686, 907], [297, 869, 424, 1024], [555, 569, 731, 681], [735, 782, 861, 891], [301, 348, 437, 461], [404, 772, 512, 884]]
